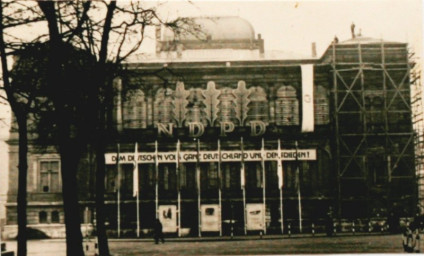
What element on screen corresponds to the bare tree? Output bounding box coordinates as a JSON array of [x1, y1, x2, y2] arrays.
[[0, 2, 45, 256], [36, 1, 197, 255], [1, 1, 199, 255]]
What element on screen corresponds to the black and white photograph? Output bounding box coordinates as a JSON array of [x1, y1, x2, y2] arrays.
[[0, 0, 423, 255]]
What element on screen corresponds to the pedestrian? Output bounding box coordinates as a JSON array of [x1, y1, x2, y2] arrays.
[[387, 210, 400, 233], [402, 222, 421, 253], [325, 206, 334, 236], [154, 218, 165, 244]]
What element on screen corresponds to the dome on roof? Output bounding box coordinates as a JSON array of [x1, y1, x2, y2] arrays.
[[162, 16, 255, 41]]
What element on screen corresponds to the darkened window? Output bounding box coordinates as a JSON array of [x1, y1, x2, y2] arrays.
[[181, 163, 196, 189], [223, 163, 231, 189], [246, 162, 262, 189], [139, 164, 155, 189], [283, 162, 297, 191], [222, 163, 240, 189], [40, 160, 60, 192], [314, 85, 330, 125], [247, 86, 268, 124], [39, 211, 48, 223], [159, 164, 176, 191], [120, 164, 134, 195], [218, 87, 238, 126], [51, 211, 60, 223], [179, 164, 187, 189], [275, 85, 299, 125], [106, 165, 117, 193], [368, 155, 386, 185], [185, 88, 207, 126], [207, 163, 218, 188], [154, 88, 175, 125], [123, 89, 147, 129], [365, 92, 385, 132]]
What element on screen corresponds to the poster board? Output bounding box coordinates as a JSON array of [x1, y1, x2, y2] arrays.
[[246, 203, 264, 231], [158, 205, 177, 233], [201, 204, 220, 232]]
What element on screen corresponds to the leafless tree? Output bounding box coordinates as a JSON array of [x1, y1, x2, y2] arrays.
[[0, 2, 45, 256], [36, 1, 198, 255], [1, 1, 199, 255]]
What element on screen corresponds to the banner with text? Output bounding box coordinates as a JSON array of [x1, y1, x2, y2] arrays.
[[105, 149, 316, 164]]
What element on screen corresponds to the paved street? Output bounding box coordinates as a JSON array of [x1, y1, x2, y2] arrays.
[[3, 234, 413, 255]]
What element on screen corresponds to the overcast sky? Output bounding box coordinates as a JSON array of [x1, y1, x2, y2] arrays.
[[0, 0, 423, 218], [146, 0, 423, 58]]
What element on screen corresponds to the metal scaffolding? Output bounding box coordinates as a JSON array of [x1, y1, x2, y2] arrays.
[[328, 39, 415, 219], [411, 58, 424, 213]]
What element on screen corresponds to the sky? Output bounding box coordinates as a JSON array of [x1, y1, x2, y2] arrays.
[[0, 0, 423, 220], [147, 0, 423, 58]]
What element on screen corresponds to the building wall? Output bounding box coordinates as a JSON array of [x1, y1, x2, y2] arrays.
[[4, 40, 417, 238]]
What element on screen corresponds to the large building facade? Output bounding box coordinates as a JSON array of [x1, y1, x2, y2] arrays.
[[4, 17, 417, 238]]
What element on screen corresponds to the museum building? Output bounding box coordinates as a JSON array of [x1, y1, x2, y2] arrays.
[[4, 16, 416, 238]]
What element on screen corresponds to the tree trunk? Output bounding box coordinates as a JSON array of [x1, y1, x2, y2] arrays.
[[93, 66, 112, 256], [59, 139, 85, 256], [95, 142, 110, 255], [96, 0, 117, 247], [16, 114, 28, 256], [37, 3, 86, 255], [0, 3, 28, 255]]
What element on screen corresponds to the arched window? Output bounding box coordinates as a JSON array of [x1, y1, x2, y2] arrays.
[[217, 87, 237, 125], [314, 85, 329, 125], [154, 88, 175, 126], [275, 85, 299, 125], [51, 211, 60, 223], [247, 86, 268, 124], [185, 88, 207, 126], [123, 89, 147, 129], [39, 211, 48, 224]]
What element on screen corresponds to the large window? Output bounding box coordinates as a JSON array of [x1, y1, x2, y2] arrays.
[[159, 164, 176, 190], [275, 85, 299, 125], [39, 160, 61, 192], [39, 211, 48, 223], [222, 163, 240, 189], [204, 163, 218, 189], [314, 85, 330, 125], [123, 89, 147, 129], [246, 162, 262, 189], [51, 211, 60, 223], [247, 86, 269, 124]]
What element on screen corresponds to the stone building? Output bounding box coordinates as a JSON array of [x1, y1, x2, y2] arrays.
[[4, 17, 416, 238]]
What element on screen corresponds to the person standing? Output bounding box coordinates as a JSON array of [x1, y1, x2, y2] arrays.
[[154, 219, 165, 244], [326, 206, 334, 236]]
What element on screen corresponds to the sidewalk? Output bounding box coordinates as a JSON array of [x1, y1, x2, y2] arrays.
[[104, 231, 397, 243], [4, 233, 409, 256]]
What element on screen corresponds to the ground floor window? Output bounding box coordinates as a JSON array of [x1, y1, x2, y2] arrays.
[[39, 211, 47, 223], [246, 162, 263, 188], [39, 160, 61, 193], [51, 211, 60, 223]]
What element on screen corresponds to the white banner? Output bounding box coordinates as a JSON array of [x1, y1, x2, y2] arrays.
[[133, 143, 139, 197], [201, 204, 221, 232], [301, 64, 314, 132], [158, 205, 177, 233], [105, 149, 316, 164], [246, 204, 264, 231]]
